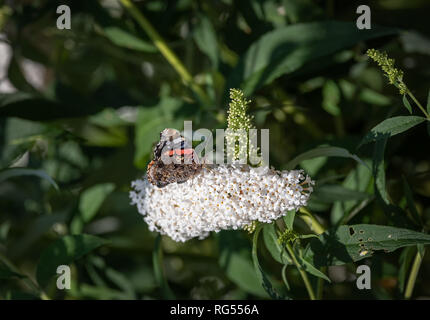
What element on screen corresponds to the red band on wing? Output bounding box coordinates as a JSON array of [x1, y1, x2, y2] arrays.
[[165, 148, 195, 156]]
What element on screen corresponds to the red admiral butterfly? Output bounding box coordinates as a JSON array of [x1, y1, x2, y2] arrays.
[[147, 128, 203, 188]]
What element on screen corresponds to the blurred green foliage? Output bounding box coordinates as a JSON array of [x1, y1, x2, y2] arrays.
[[1, 0, 430, 300]]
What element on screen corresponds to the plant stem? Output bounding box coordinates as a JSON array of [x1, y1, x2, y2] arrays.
[[298, 207, 326, 234], [406, 90, 430, 119], [0, 251, 50, 300], [119, 0, 210, 106], [404, 248, 426, 299], [285, 242, 316, 300], [316, 266, 326, 299]]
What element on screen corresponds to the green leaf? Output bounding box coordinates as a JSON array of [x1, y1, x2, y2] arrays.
[[103, 27, 157, 52], [218, 231, 268, 298], [0, 118, 45, 169], [281, 264, 290, 291], [373, 136, 389, 204], [252, 225, 288, 299], [372, 137, 411, 226], [36, 234, 108, 288], [285, 146, 368, 170], [0, 168, 59, 191], [402, 95, 413, 114], [330, 161, 373, 224], [359, 116, 426, 146], [79, 183, 115, 223], [229, 21, 397, 94], [322, 80, 341, 116], [193, 15, 219, 68], [359, 88, 391, 106], [262, 223, 291, 265], [312, 184, 371, 203], [297, 255, 331, 283], [152, 235, 175, 299], [306, 224, 430, 267], [283, 210, 296, 230]]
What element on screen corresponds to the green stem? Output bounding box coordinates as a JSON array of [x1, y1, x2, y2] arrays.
[[0, 251, 50, 300], [285, 242, 316, 300], [404, 248, 426, 299], [119, 0, 210, 106], [406, 90, 430, 119], [298, 208, 326, 234], [316, 266, 326, 299]]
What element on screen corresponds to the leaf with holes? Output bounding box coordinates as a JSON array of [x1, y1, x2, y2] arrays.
[[305, 224, 430, 267]]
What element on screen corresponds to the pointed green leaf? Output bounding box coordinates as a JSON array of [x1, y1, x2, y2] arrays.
[[373, 136, 389, 204], [312, 184, 371, 203], [359, 116, 426, 146], [283, 210, 296, 231], [298, 255, 331, 283], [263, 223, 291, 265], [402, 95, 412, 114], [103, 27, 157, 52], [286, 146, 368, 170]]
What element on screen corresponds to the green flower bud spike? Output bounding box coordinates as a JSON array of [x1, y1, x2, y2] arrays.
[[367, 49, 430, 119]]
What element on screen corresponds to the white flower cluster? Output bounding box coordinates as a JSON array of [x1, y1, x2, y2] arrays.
[[129, 165, 314, 242]]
